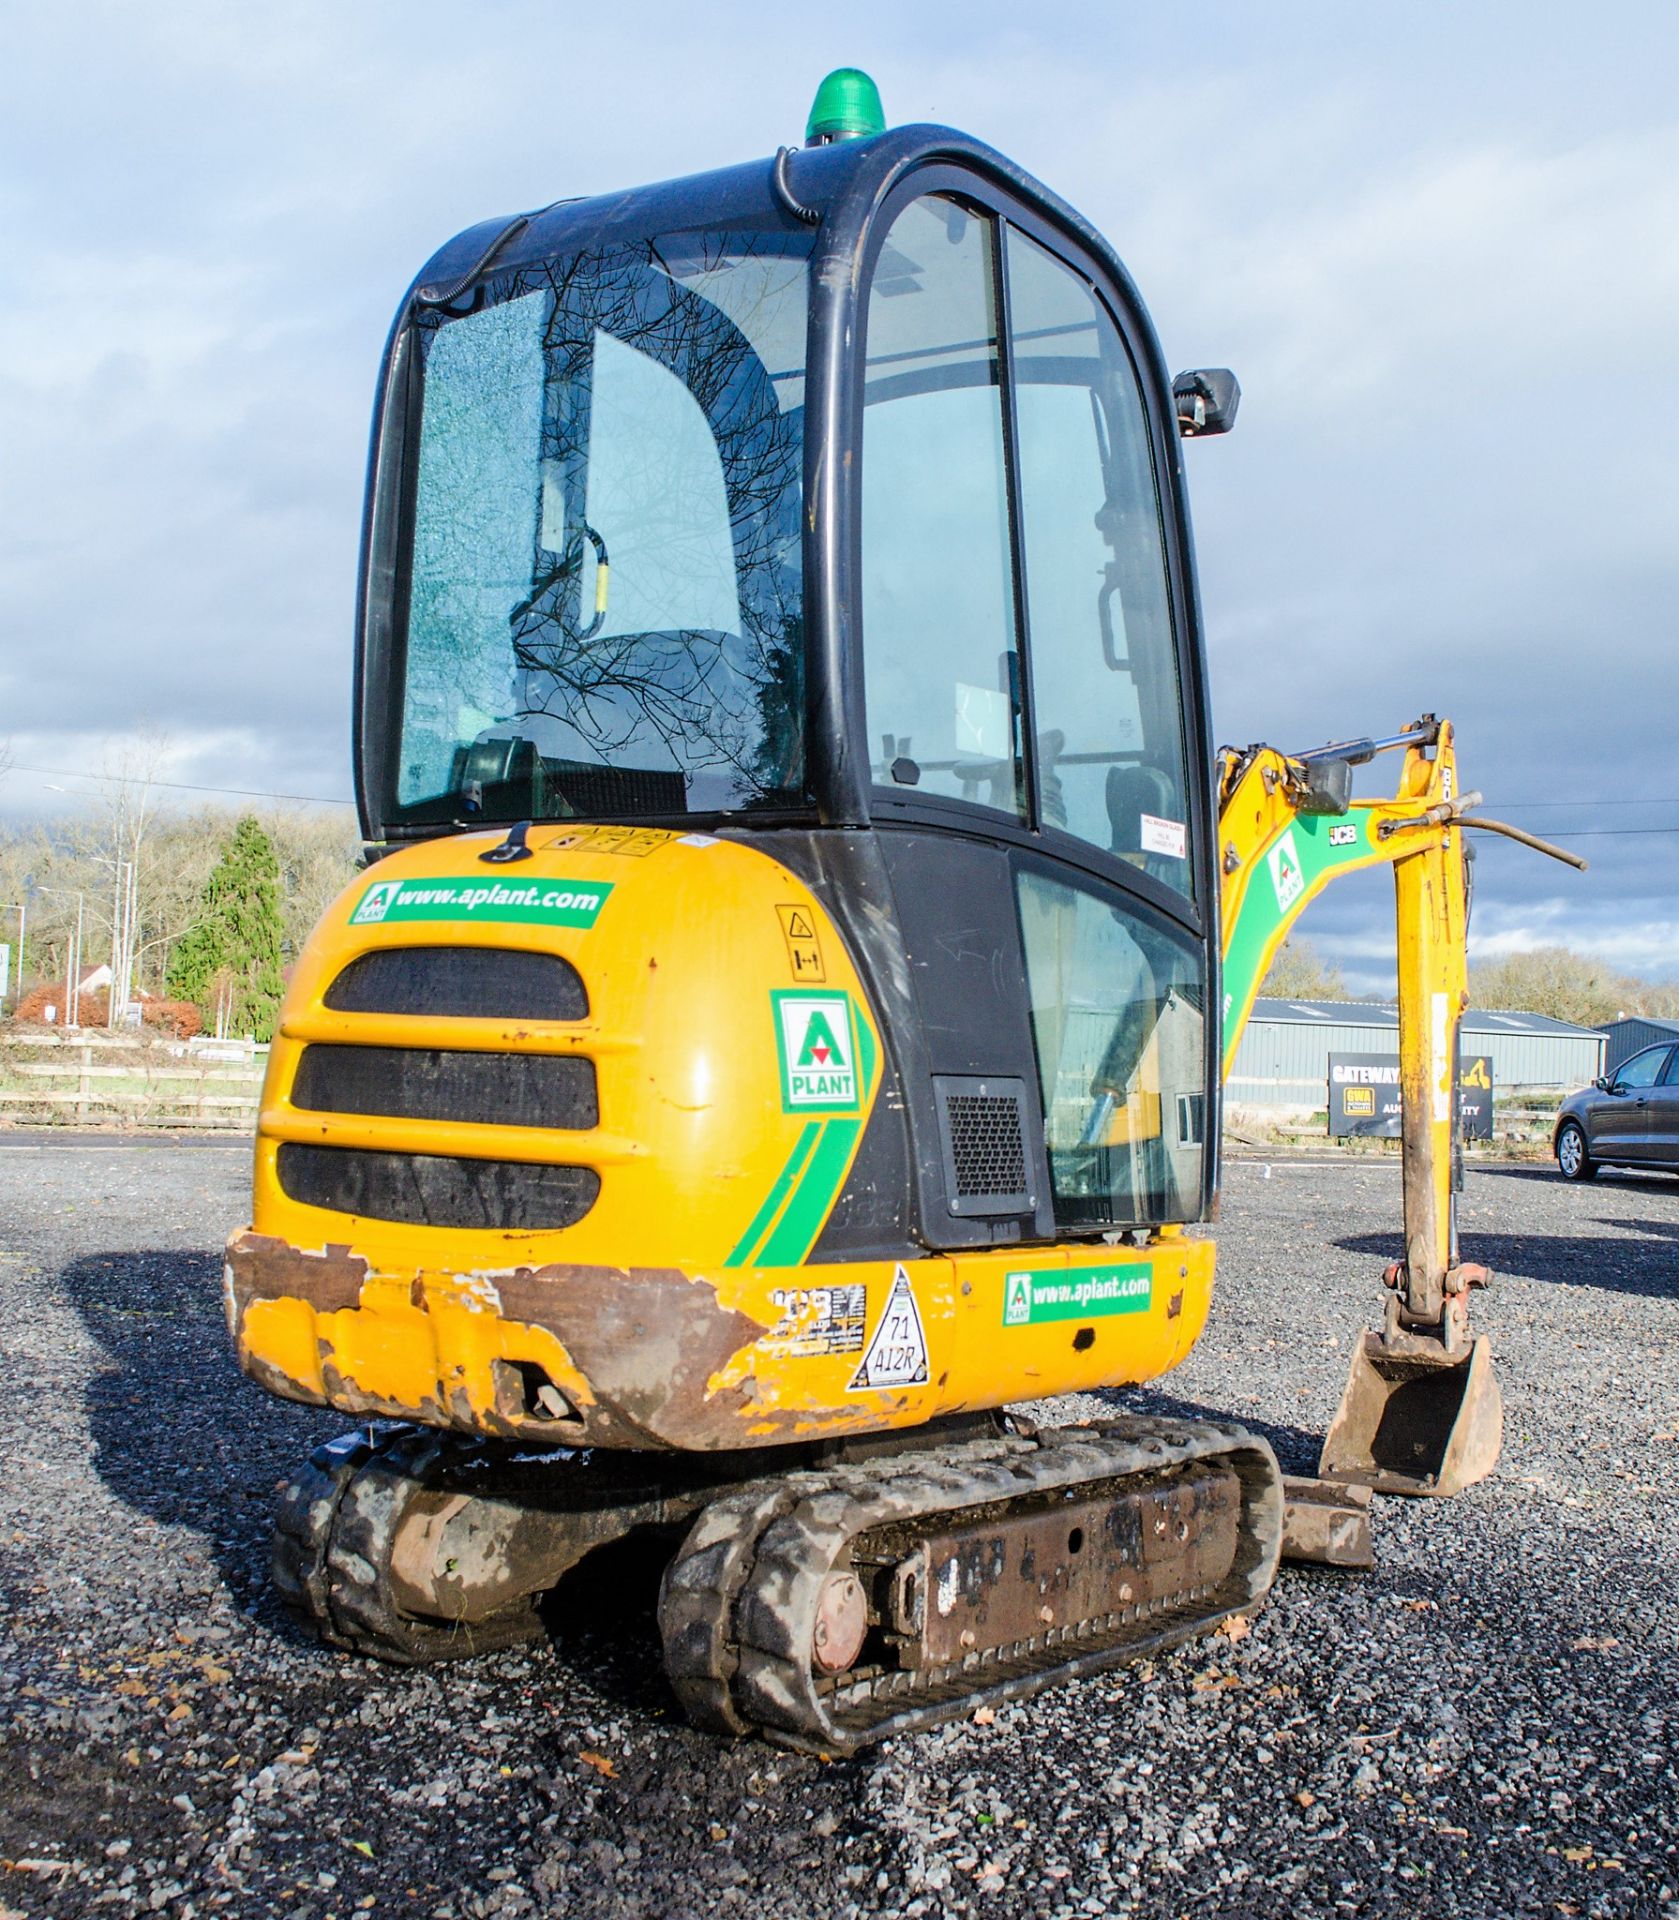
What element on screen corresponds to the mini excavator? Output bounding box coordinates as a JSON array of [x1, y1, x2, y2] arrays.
[[226, 72, 1582, 1752]]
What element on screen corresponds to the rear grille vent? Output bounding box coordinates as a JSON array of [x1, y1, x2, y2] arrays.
[[292, 1045, 597, 1130], [277, 1143, 599, 1231], [324, 946, 587, 1021], [932, 1075, 1033, 1217]]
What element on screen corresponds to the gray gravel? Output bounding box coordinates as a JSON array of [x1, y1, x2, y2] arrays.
[[1, 1137, 1675, 1919]]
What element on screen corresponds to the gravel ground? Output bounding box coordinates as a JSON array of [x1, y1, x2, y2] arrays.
[[1, 1136, 1675, 1920]]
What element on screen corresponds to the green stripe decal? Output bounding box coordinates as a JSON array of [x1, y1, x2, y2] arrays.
[[755, 1119, 862, 1266], [1222, 813, 1386, 1072], [725, 1002, 880, 1270], [724, 1122, 821, 1267], [856, 1013, 877, 1103]]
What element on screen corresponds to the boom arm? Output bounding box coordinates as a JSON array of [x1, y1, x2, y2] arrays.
[[1217, 715, 1474, 1324], [1214, 715, 1583, 1495]]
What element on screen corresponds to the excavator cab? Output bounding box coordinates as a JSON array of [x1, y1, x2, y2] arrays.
[[348, 96, 1224, 1261]]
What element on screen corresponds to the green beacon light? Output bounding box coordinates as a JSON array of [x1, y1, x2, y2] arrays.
[[805, 68, 887, 144]]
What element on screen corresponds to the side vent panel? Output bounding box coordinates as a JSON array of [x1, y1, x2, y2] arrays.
[[932, 1075, 1033, 1217]]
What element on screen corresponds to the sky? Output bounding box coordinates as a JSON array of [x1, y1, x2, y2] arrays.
[[1, 2, 1675, 993]]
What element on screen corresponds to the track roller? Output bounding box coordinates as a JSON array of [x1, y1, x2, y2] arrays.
[[658, 1415, 1282, 1754], [273, 1427, 548, 1664]]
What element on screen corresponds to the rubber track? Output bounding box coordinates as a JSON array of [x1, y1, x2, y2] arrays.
[[272, 1426, 546, 1665], [657, 1415, 1282, 1755]]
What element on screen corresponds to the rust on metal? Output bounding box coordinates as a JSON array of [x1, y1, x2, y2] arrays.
[[812, 1571, 868, 1674], [1279, 1475, 1373, 1568], [227, 1231, 368, 1316], [227, 1233, 813, 1450], [492, 1262, 767, 1448], [880, 1465, 1242, 1669]]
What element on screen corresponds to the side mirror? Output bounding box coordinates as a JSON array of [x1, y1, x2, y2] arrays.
[[1172, 368, 1240, 437], [1592, 1076, 1608, 1091]]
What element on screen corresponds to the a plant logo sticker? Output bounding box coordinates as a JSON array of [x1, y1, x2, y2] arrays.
[[773, 991, 860, 1112], [352, 881, 403, 924], [849, 1266, 929, 1391], [1267, 830, 1305, 912], [348, 876, 612, 929]]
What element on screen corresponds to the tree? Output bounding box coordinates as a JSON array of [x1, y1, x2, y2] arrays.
[[166, 817, 287, 1040], [1469, 946, 1679, 1028], [1260, 937, 1347, 1001]]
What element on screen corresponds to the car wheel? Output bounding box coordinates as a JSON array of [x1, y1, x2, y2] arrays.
[[1556, 1121, 1597, 1182]]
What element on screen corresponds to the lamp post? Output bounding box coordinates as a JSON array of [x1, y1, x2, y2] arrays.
[[86, 851, 140, 1029], [34, 888, 87, 1028]]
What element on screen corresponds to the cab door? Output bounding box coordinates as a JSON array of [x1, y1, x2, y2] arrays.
[[854, 179, 1217, 1235], [1649, 1046, 1679, 1168]]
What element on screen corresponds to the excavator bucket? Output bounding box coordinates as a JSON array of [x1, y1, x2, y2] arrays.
[[1320, 1333, 1502, 1497]]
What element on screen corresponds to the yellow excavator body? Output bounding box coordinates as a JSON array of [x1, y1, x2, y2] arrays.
[[230, 826, 1213, 1452]]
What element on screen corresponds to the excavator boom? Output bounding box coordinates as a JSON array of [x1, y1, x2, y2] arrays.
[[1216, 714, 1578, 1495]]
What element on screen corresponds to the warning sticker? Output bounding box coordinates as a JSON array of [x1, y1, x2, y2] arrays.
[[1139, 813, 1187, 860], [775, 903, 826, 983], [772, 991, 861, 1112], [1002, 1263, 1152, 1327], [850, 1266, 929, 1391], [349, 876, 613, 929], [762, 1282, 866, 1358], [1267, 829, 1305, 912], [545, 825, 673, 858]]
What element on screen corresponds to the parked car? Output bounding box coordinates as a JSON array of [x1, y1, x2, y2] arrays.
[[1554, 1042, 1679, 1180]]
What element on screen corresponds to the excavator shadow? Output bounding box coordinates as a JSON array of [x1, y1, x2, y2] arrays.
[[61, 1249, 722, 1716], [1334, 1226, 1679, 1301], [537, 1533, 692, 1719], [65, 1249, 340, 1631], [1094, 1386, 1323, 1476]]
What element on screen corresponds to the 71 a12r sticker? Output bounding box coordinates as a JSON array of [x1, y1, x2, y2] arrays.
[[849, 1266, 929, 1390]]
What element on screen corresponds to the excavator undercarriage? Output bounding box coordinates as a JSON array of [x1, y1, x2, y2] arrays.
[[274, 1413, 1280, 1754]]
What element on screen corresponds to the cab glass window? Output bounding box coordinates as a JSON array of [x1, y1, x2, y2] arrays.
[[1016, 865, 1206, 1227], [1006, 229, 1193, 898], [861, 197, 1024, 819], [393, 225, 811, 826]]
